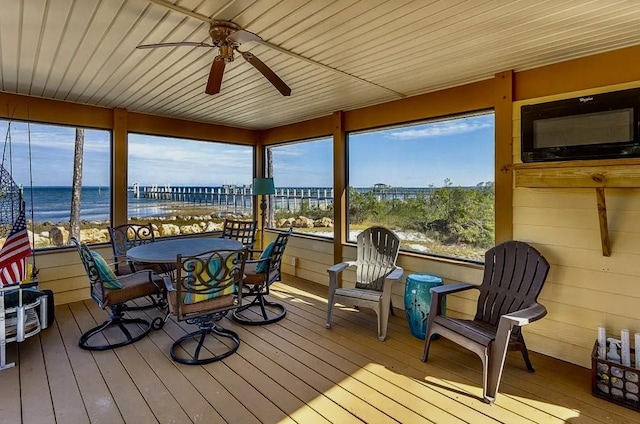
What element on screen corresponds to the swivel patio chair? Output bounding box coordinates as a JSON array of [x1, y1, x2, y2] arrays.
[[421, 240, 550, 404], [232, 228, 292, 325], [71, 237, 166, 351], [220, 218, 257, 249], [108, 223, 168, 309], [167, 247, 248, 365], [326, 226, 403, 341], [109, 223, 166, 274]]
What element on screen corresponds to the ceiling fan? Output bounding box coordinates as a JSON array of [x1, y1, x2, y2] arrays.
[[137, 21, 291, 96]]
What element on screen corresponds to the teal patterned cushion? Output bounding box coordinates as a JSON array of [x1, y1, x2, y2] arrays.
[[91, 251, 122, 290], [256, 242, 275, 273]]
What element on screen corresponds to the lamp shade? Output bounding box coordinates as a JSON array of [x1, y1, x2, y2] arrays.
[[253, 178, 275, 195]]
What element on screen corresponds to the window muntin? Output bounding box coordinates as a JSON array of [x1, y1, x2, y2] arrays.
[[127, 134, 253, 236], [266, 137, 333, 238], [347, 113, 495, 262], [0, 120, 111, 249]]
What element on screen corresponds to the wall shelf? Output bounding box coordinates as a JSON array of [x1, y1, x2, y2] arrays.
[[510, 159, 640, 256]]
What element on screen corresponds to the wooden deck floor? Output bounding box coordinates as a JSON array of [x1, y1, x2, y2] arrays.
[[0, 276, 637, 424]]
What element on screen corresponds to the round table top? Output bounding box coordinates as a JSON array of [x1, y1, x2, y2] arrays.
[[126, 237, 243, 264]]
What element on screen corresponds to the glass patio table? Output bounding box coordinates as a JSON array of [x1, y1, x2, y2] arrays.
[[126, 237, 243, 265]]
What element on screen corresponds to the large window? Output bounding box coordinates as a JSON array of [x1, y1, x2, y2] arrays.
[[127, 134, 253, 236], [0, 119, 110, 249], [347, 113, 495, 262], [266, 137, 333, 238]]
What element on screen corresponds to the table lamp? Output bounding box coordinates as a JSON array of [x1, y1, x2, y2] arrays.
[[253, 177, 276, 249]]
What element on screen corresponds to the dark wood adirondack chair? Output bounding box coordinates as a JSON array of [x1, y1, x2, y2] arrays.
[[326, 226, 403, 341], [421, 240, 550, 403]]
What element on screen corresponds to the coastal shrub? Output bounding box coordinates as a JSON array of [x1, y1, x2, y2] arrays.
[[270, 181, 494, 254], [346, 181, 494, 250]]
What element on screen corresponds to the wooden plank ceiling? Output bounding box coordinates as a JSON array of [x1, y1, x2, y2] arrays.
[[2, 0, 640, 130]]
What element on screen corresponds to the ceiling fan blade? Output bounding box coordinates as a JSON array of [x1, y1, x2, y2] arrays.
[[240, 52, 291, 96], [205, 56, 226, 95], [136, 41, 213, 49], [228, 29, 262, 44]]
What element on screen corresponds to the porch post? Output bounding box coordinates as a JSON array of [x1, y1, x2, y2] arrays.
[[333, 111, 346, 287], [112, 108, 128, 228], [494, 71, 514, 243]]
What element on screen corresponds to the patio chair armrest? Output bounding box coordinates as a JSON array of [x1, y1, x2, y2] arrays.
[[386, 266, 404, 282], [382, 266, 404, 294], [327, 261, 356, 274], [501, 303, 547, 327], [327, 261, 356, 290], [428, 282, 477, 316], [431, 282, 477, 297]]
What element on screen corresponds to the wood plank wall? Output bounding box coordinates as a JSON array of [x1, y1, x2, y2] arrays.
[[511, 82, 640, 367]]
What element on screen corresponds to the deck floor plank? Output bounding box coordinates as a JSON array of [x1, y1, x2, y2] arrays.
[[0, 344, 22, 424], [253, 318, 442, 424], [68, 302, 157, 423], [18, 328, 55, 424], [2, 276, 637, 424], [228, 316, 403, 424], [141, 316, 260, 424], [158, 312, 296, 424], [55, 305, 124, 424], [130, 334, 226, 423], [312, 305, 566, 423], [225, 319, 366, 424], [263, 303, 495, 424], [39, 313, 90, 424], [321, 281, 640, 424], [274, 279, 631, 424], [83, 300, 193, 424], [273, 284, 535, 424]]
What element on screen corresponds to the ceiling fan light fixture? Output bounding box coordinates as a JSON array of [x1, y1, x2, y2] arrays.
[[208, 21, 241, 46], [136, 20, 291, 96]]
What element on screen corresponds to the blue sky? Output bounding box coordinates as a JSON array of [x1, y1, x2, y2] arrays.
[[272, 113, 495, 187], [0, 112, 494, 188]]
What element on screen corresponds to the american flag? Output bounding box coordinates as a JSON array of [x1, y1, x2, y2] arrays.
[[0, 203, 32, 287]]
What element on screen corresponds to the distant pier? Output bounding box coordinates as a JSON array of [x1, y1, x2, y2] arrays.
[[130, 184, 335, 212], [129, 183, 434, 213]]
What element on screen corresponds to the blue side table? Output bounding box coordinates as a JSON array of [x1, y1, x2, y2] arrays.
[[404, 273, 444, 339]]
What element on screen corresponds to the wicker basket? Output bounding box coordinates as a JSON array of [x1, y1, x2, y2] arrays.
[[591, 341, 640, 412]]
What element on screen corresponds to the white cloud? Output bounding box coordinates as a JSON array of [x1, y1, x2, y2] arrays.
[[388, 119, 493, 140]]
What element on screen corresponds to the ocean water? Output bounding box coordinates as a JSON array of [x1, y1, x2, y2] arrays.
[[16, 185, 399, 224], [20, 186, 204, 224]]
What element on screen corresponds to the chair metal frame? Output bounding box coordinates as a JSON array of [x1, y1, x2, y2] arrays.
[[326, 226, 403, 341], [108, 223, 156, 275], [71, 237, 166, 351], [168, 247, 248, 365], [232, 228, 292, 325], [421, 240, 550, 403], [108, 223, 168, 309], [220, 218, 257, 249]]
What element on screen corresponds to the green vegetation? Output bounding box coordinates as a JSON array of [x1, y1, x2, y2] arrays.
[[278, 181, 495, 261], [349, 181, 494, 256]]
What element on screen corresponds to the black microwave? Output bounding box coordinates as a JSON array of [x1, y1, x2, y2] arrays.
[[521, 87, 640, 162]]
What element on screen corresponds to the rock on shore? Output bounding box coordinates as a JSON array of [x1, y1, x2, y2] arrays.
[[22, 215, 335, 248]]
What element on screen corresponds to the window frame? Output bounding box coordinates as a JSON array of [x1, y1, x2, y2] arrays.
[[345, 110, 496, 264], [264, 136, 334, 239]]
